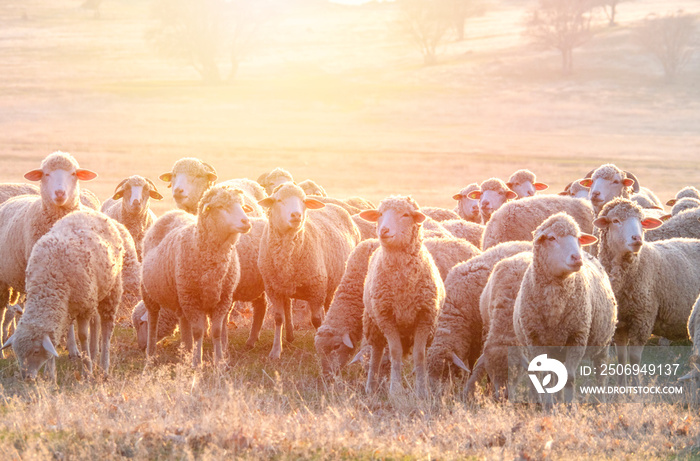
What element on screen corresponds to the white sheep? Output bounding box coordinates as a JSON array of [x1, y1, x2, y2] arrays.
[[666, 186, 700, 207], [644, 207, 700, 242], [481, 195, 595, 250], [506, 169, 548, 199], [670, 198, 700, 216], [513, 212, 617, 405], [579, 164, 662, 214], [159, 157, 218, 214], [101, 175, 163, 260], [467, 178, 517, 223], [593, 198, 700, 367], [257, 167, 294, 195], [427, 241, 532, 381], [142, 185, 253, 367], [360, 196, 444, 397], [314, 237, 480, 375], [452, 183, 481, 223], [440, 219, 484, 249], [258, 183, 361, 359], [559, 179, 590, 199], [218, 178, 266, 217], [298, 179, 327, 197], [2, 208, 140, 380]]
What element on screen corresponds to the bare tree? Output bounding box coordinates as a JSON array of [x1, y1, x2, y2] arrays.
[[637, 11, 697, 82], [146, 0, 272, 83], [594, 0, 633, 27], [398, 0, 454, 65], [525, 0, 595, 75]]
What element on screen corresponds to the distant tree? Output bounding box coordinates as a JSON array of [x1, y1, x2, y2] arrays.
[[594, 0, 633, 27], [397, 0, 454, 65], [146, 0, 272, 83], [525, 0, 595, 75], [636, 11, 697, 82]]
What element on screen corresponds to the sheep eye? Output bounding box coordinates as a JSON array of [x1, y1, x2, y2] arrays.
[[403, 213, 410, 218], [548, 235, 556, 241], [71, 172, 76, 176], [613, 180, 620, 184], [612, 218, 620, 224]]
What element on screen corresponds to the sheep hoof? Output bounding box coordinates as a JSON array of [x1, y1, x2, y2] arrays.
[[268, 349, 281, 360]]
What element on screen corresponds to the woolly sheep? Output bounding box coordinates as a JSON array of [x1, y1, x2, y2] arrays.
[[142, 185, 253, 366], [657, 198, 700, 223], [666, 186, 700, 207], [257, 167, 294, 195], [314, 237, 480, 376], [467, 178, 517, 223], [427, 241, 532, 381], [159, 157, 218, 214], [482, 195, 595, 250], [579, 164, 662, 214], [559, 180, 590, 199], [2, 208, 140, 380], [420, 207, 461, 222], [506, 169, 548, 199], [101, 175, 163, 260], [258, 183, 361, 359], [513, 213, 617, 405], [594, 198, 700, 367], [298, 179, 327, 197], [452, 183, 481, 223], [466, 252, 532, 400], [440, 219, 484, 249], [219, 178, 266, 217], [360, 196, 444, 397]]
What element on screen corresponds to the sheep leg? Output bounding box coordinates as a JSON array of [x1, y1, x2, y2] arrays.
[[413, 328, 430, 398], [219, 309, 229, 360], [179, 316, 193, 352], [145, 302, 160, 358], [309, 298, 325, 330], [89, 316, 100, 362], [190, 313, 206, 367], [614, 330, 629, 385], [2, 308, 14, 346], [464, 354, 487, 399], [0, 286, 8, 357], [564, 346, 585, 405], [66, 323, 81, 358], [365, 341, 385, 394], [44, 356, 56, 384], [76, 317, 93, 376], [244, 294, 267, 349], [211, 312, 225, 366], [284, 297, 294, 343], [385, 330, 404, 396], [100, 315, 114, 375]]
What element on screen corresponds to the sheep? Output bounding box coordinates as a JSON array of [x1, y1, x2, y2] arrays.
[[559, 180, 590, 199], [131, 301, 179, 351], [314, 237, 480, 376], [467, 178, 517, 223], [100, 175, 163, 260], [352, 213, 378, 240], [593, 198, 700, 368], [482, 195, 595, 250], [506, 169, 548, 199], [670, 198, 700, 216], [579, 164, 662, 214], [258, 182, 361, 359], [0, 183, 100, 210], [219, 178, 266, 217], [298, 179, 327, 197], [440, 219, 484, 249], [427, 241, 532, 382], [142, 185, 253, 367], [513, 213, 617, 405], [666, 186, 700, 207], [2, 208, 140, 380], [452, 183, 481, 223], [360, 196, 445, 397], [420, 207, 461, 222], [159, 157, 218, 214], [257, 167, 294, 195], [644, 207, 700, 242], [465, 252, 532, 400]]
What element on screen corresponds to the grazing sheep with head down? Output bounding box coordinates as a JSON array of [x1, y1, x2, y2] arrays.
[[593, 198, 700, 367], [258, 183, 361, 359], [452, 183, 481, 223], [360, 196, 445, 397], [101, 175, 163, 260], [513, 212, 617, 405], [2, 208, 140, 380], [142, 185, 253, 367], [506, 169, 548, 199], [314, 237, 480, 376], [159, 158, 218, 214], [468, 178, 517, 223]]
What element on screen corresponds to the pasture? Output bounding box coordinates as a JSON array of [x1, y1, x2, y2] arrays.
[[0, 0, 699, 458]]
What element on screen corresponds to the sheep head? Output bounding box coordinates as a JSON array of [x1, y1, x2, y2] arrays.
[[159, 158, 217, 214], [532, 212, 597, 279], [360, 196, 425, 251], [24, 151, 97, 209], [593, 198, 662, 257], [258, 182, 324, 234], [112, 175, 163, 215]]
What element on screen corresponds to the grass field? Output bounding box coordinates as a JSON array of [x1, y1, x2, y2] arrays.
[[1, 0, 699, 458]]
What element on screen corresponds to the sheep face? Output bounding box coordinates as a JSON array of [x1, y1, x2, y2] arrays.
[[113, 176, 163, 215], [580, 165, 634, 213], [468, 179, 516, 222], [453, 185, 480, 222], [24, 152, 97, 208], [314, 330, 354, 376], [507, 170, 548, 199], [159, 158, 217, 214], [199, 187, 253, 239], [360, 197, 426, 249], [3, 332, 58, 380], [533, 214, 597, 278], [594, 200, 663, 257], [259, 183, 325, 234]]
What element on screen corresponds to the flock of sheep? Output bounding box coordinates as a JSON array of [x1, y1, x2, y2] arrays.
[[0, 152, 699, 404]]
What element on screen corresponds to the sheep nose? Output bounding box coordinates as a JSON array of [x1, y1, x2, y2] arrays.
[[481, 200, 490, 207], [380, 227, 390, 237], [241, 217, 250, 226], [54, 190, 65, 199], [290, 211, 301, 220], [570, 253, 582, 264], [631, 234, 642, 243], [173, 187, 184, 195], [591, 191, 600, 198]]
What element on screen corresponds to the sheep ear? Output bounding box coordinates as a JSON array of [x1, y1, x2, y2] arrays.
[[641, 217, 663, 230], [359, 210, 380, 222], [76, 169, 97, 181], [593, 217, 611, 229], [466, 190, 481, 200], [452, 193, 463, 201], [242, 204, 254, 213], [412, 211, 427, 224], [622, 178, 635, 187], [558, 191, 568, 196], [451, 352, 470, 373], [258, 197, 275, 208], [42, 335, 59, 358], [112, 190, 125, 200], [1, 334, 14, 350], [159, 172, 172, 183], [24, 169, 43, 181], [149, 190, 164, 200], [534, 182, 549, 191], [342, 333, 353, 349], [578, 178, 592, 188], [578, 233, 598, 246], [506, 182, 515, 190], [506, 190, 518, 200], [659, 214, 672, 222], [666, 199, 677, 206], [304, 198, 325, 210]]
